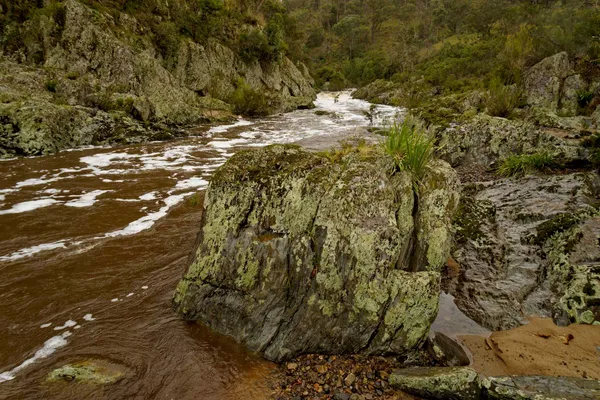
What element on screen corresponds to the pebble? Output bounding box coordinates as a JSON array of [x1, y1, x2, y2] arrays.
[[344, 372, 356, 386]]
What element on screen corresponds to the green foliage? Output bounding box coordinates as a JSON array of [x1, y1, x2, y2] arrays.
[[229, 78, 273, 116], [322, 139, 374, 164], [238, 17, 287, 63], [577, 90, 594, 109], [45, 80, 57, 93], [485, 80, 523, 118], [315, 66, 346, 90], [384, 117, 435, 180], [497, 152, 554, 177], [152, 22, 181, 70]]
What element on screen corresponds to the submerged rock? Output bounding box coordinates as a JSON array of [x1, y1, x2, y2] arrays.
[[174, 144, 459, 361], [47, 360, 125, 384], [447, 173, 600, 330]]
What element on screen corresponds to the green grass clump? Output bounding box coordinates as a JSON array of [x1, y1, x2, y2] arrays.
[[384, 117, 435, 180], [45, 80, 58, 93], [485, 81, 522, 118], [497, 152, 554, 177]]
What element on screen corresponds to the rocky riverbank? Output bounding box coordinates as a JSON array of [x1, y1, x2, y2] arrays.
[[172, 53, 600, 399], [0, 0, 315, 158]]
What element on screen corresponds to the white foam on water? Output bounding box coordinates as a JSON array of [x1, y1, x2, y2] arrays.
[[65, 190, 110, 208], [0, 194, 4, 202], [103, 194, 187, 238], [0, 241, 67, 262], [139, 192, 157, 201], [175, 177, 208, 190], [208, 138, 248, 149], [42, 189, 61, 194], [0, 198, 59, 215], [74, 325, 81, 329], [111, 298, 119, 303], [126, 293, 134, 297], [102, 179, 125, 183], [116, 198, 140, 202], [15, 177, 61, 188], [83, 314, 95, 321], [0, 331, 72, 383], [141, 286, 149, 290], [40, 323, 52, 329], [80, 152, 135, 168], [208, 119, 253, 134], [53, 320, 77, 331]]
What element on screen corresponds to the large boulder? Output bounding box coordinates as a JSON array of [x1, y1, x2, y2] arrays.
[[174, 144, 460, 361], [524, 52, 571, 112], [436, 114, 581, 168], [389, 367, 481, 400], [447, 173, 600, 330]]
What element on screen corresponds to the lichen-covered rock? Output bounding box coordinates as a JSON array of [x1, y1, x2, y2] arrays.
[[524, 52, 571, 112], [543, 214, 600, 325], [389, 367, 481, 400], [0, 0, 315, 157], [447, 173, 600, 330], [47, 360, 125, 384], [483, 375, 600, 400], [436, 114, 581, 168], [174, 144, 459, 361]]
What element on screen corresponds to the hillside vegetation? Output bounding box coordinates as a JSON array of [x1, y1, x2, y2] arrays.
[[283, 0, 600, 104]]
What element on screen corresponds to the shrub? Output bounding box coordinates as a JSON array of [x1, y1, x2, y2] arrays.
[[152, 22, 181, 69], [45, 80, 58, 92], [238, 28, 271, 62], [485, 81, 522, 117], [384, 117, 435, 181], [229, 78, 273, 116], [497, 152, 554, 177]]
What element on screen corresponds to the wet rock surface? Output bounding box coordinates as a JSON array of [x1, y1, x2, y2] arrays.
[[446, 173, 600, 330], [389, 367, 480, 400], [47, 360, 126, 384], [483, 376, 600, 400], [174, 144, 460, 361]]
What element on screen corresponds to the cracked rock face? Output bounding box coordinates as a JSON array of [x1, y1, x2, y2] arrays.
[[447, 173, 600, 330], [174, 144, 459, 361]]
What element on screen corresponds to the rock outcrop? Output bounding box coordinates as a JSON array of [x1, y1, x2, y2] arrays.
[[436, 114, 583, 168], [389, 367, 600, 400], [447, 173, 600, 330], [0, 0, 315, 157], [174, 144, 459, 362]]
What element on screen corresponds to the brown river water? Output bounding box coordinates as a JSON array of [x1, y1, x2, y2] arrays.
[[0, 92, 485, 399]]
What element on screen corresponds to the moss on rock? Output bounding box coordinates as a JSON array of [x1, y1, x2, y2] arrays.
[[174, 144, 459, 361]]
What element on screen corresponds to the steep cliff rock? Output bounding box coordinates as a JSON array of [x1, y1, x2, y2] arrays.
[[174, 144, 459, 362], [0, 0, 315, 157]]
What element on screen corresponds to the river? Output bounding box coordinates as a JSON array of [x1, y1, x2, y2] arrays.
[[0, 92, 406, 399]]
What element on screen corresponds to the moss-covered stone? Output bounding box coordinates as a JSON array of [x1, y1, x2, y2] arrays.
[[47, 360, 125, 384], [389, 367, 481, 400], [174, 144, 459, 361]]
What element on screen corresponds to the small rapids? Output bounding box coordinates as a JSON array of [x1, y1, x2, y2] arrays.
[[0, 92, 404, 399]]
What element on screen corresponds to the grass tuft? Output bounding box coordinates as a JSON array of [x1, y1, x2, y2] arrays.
[[497, 152, 554, 177], [485, 81, 522, 118], [383, 117, 435, 180]]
